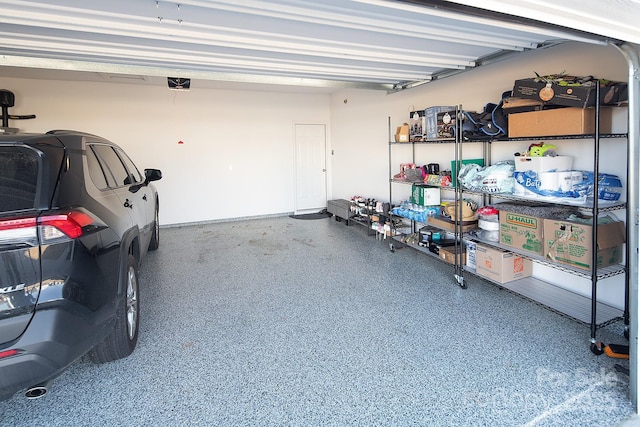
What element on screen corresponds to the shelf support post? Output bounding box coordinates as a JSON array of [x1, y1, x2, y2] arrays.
[[613, 41, 640, 410]]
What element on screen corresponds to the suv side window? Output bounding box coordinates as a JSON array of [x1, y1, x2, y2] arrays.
[[92, 144, 131, 188], [86, 145, 112, 190], [115, 148, 143, 184]]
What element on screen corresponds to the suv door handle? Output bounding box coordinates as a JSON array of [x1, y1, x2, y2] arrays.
[[124, 199, 133, 209]]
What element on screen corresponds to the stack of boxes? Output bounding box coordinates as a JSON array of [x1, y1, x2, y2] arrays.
[[506, 75, 624, 203], [508, 76, 625, 138], [466, 202, 625, 284], [469, 201, 624, 284]]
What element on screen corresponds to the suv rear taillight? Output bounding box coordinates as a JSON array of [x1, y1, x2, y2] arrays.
[[0, 349, 19, 359], [38, 212, 94, 240], [0, 212, 95, 246]]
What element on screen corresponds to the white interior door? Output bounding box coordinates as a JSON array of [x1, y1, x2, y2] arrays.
[[294, 124, 327, 214]]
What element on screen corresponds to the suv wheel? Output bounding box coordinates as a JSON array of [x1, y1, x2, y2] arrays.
[[148, 205, 159, 251], [89, 253, 140, 363]]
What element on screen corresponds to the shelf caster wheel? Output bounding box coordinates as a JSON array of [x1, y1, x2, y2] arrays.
[[624, 327, 629, 340], [389, 243, 395, 253], [454, 274, 466, 289], [590, 341, 605, 356]]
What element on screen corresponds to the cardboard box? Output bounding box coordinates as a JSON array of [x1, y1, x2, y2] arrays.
[[508, 107, 612, 138], [395, 123, 409, 142], [424, 106, 456, 139], [513, 78, 625, 108], [502, 97, 544, 114], [428, 239, 456, 255], [475, 244, 533, 284], [466, 240, 477, 269], [514, 155, 573, 173], [411, 185, 441, 206], [439, 246, 466, 265], [499, 210, 544, 255], [409, 110, 426, 141], [427, 215, 477, 232], [543, 219, 625, 270]]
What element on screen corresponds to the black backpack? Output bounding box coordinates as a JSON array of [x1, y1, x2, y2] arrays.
[[459, 91, 509, 140]]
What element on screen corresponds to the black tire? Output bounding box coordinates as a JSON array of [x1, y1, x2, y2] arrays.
[[89, 254, 140, 363], [148, 204, 159, 251]]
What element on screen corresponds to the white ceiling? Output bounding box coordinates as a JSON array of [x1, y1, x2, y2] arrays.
[[0, 0, 635, 91]]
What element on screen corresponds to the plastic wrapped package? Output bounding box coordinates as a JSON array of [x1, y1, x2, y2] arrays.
[[392, 200, 440, 223], [512, 168, 623, 203], [458, 161, 515, 193], [577, 171, 623, 201]]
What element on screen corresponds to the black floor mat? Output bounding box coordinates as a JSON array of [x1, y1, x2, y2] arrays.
[[289, 209, 331, 220]]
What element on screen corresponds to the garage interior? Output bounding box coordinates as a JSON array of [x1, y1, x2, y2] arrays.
[[1, 0, 639, 425]]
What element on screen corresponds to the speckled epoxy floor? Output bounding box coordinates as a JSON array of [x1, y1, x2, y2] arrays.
[[0, 216, 635, 426]]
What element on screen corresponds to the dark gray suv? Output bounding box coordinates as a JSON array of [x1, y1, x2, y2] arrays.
[[0, 130, 161, 401]]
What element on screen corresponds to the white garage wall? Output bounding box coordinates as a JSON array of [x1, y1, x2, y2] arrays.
[[329, 41, 630, 308], [1, 78, 331, 225]]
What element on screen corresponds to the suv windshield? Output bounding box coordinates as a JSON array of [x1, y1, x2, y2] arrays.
[[0, 146, 39, 212]]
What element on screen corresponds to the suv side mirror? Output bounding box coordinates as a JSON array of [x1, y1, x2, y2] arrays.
[[144, 169, 162, 185]]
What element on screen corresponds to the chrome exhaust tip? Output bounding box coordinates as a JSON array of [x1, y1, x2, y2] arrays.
[[24, 380, 51, 399]]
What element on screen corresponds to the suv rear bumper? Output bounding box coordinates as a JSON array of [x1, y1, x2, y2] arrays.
[[0, 306, 113, 401]]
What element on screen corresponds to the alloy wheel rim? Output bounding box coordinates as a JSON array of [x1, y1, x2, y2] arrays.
[[126, 266, 138, 340]]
